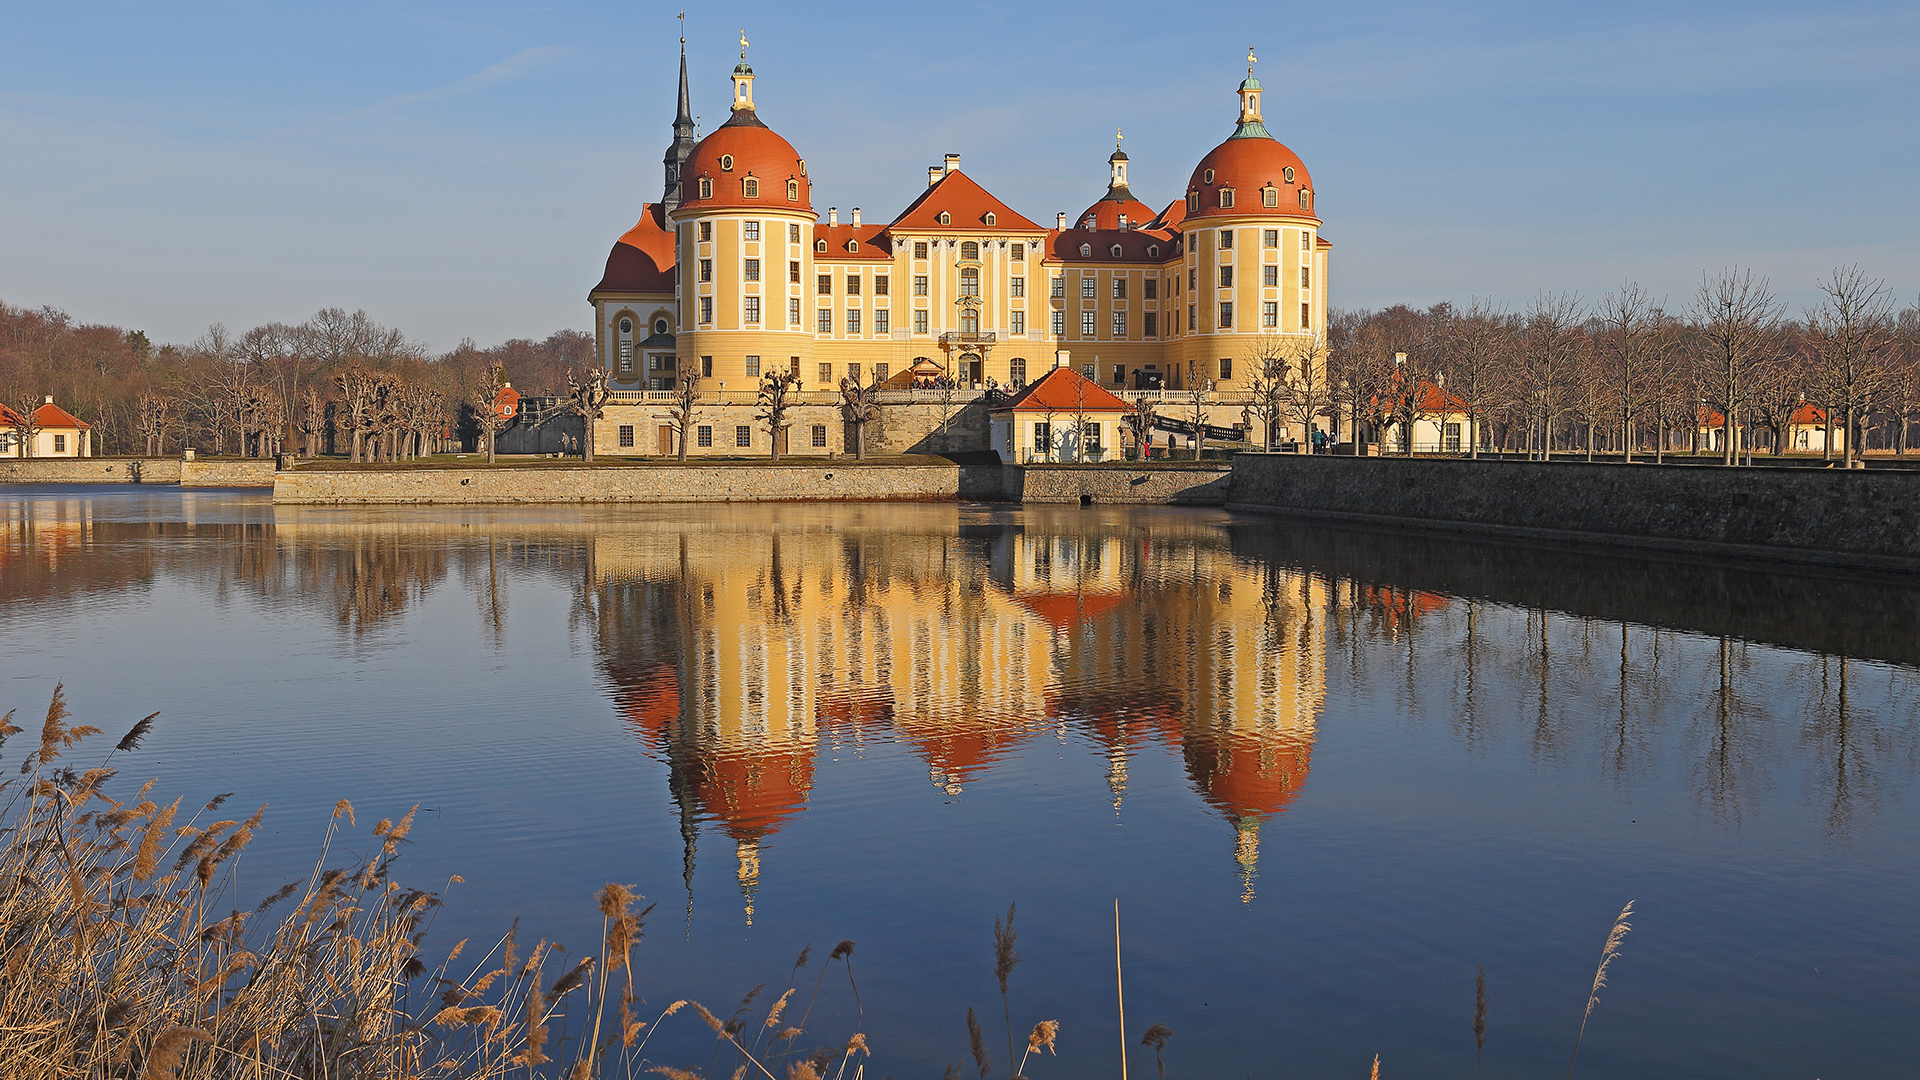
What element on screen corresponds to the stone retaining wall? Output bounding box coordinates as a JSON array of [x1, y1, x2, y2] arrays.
[[273, 464, 987, 504], [1228, 453, 1920, 571], [0, 458, 277, 487], [1006, 465, 1233, 505]]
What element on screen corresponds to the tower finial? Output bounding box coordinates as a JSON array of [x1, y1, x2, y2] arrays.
[[1248, 45, 1257, 75], [678, 9, 684, 45], [1116, 127, 1123, 149], [740, 28, 749, 60]]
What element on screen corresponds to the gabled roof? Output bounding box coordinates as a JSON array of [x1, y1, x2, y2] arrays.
[[591, 203, 677, 297], [34, 401, 88, 429], [888, 170, 1045, 233], [1790, 402, 1827, 426], [991, 365, 1132, 413], [812, 224, 893, 260]]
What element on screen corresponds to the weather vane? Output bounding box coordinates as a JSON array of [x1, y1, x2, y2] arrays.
[[1116, 127, 1123, 148], [1248, 45, 1257, 74], [740, 29, 749, 60], [678, 10, 685, 45]]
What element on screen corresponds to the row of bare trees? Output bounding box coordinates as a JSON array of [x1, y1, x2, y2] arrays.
[[1321, 267, 1920, 466]]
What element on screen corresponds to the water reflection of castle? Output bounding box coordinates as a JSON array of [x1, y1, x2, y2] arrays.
[[589, 510, 1331, 916]]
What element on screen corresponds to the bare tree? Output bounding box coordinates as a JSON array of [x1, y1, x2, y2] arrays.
[[466, 364, 511, 464], [1243, 335, 1288, 450], [1694, 268, 1784, 466], [1070, 376, 1092, 462], [1279, 332, 1333, 454], [1750, 325, 1813, 456], [755, 368, 802, 461], [298, 387, 325, 458], [1520, 292, 1584, 460], [1184, 359, 1212, 460], [668, 370, 701, 461], [5, 391, 42, 457], [564, 367, 611, 462], [1886, 298, 1920, 455], [840, 369, 882, 460], [135, 392, 172, 455], [1441, 299, 1513, 459], [1599, 282, 1659, 459], [1124, 393, 1156, 460], [1806, 264, 1895, 468]]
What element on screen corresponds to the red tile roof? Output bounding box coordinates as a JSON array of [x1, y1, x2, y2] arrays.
[[1075, 190, 1157, 231], [591, 203, 677, 296], [1045, 227, 1178, 264], [1790, 402, 1827, 426], [888, 170, 1045, 233], [811, 223, 893, 260], [675, 111, 813, 215], [34, 402, 88, 429], [992, 365, 1132, 413], [1185, 134, 1318, 223]]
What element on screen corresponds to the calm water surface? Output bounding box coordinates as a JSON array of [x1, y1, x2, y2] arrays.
[[4, 486, 1918, 1078]]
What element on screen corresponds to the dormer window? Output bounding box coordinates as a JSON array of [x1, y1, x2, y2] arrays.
[[846, 239, 859, 253], [1110, 244, 1123, 258], [1186, 191, 1200, 212], [719, 154, 735, 171], [938, 211, 951, 225], [697, 177, 712, 199], [1262, 186, 1279, 207], [1219, 188, 1235, 208], [984, 212, 997, 226], [788, 179, 799, 201], [814, 239, 827, 253], [742, 177, 759, 198], [1300, 190, 1311, 210], [1203, 168, 1215, 184], [1147, 244, 1160, 258], [1283, 166, 1296, 184], [1079, 243, 1092, 257]]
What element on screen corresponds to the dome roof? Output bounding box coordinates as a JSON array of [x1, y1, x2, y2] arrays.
[[676, 112, 813, 215], [591, 202, 676, 296], [1076, 187, 1157, 231], [1185, 133, 1316, 222]]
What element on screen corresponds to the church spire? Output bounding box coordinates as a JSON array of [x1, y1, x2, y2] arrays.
[[662, 17, 697, 212]]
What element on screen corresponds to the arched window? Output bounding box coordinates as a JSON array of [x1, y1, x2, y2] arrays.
[[698, 177, 712, 199], [787, 179, 800, 201], [742, 177, 759, 198], [1283, 166, 1295, 183], [938, 211, 951, 225], [846, 239, 859, 253], [1186, 191, 1199, 212], [1300, 189, 1311, 210], [1110, 244, 1123, 257], [816, 239, 827, 252], [1219, 188, 1235, 208], [984, 212, 997, 226], [959, 267, 979, 296], [960, 241, 978, 260], [719, 154, 735, 171], [1262, 186, 1278, 207]]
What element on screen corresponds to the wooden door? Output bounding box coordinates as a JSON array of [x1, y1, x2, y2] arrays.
[[657, 426, 673, 455]]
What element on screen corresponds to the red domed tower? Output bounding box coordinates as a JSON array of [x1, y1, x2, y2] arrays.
[[1075, 132, 1157, 231]]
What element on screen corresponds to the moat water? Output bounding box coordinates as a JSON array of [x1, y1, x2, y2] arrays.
[[4, 485, 1918, 1078]]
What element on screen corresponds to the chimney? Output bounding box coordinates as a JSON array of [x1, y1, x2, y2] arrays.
[[1119, 214, 1129, 230], [1055, 350, 1071, 369], [928, 166, 943, 187], [1056, 212, 1067, 229], [943, 153, 961, 175], [828, 207, 838, 227], [44, 395, 54, 404], [851, 207, 861, 227]]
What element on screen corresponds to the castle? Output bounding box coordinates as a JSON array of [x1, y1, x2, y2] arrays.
[[586, 37, 1329, 457]]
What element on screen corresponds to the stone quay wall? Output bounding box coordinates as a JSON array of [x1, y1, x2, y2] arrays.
[[0, 457, 277, 487], [273, 464, 988, 505], [589, 400, 990, 459], [1007, 465, 1233, 505], [1228, 453, 1920, 572]]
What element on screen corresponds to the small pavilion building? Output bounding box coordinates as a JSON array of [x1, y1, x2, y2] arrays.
[[989, 361, 1133, 462], [1, 397, 92, 457]]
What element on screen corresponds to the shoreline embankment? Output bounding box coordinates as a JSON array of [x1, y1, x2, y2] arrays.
[[0, 457, 278, 487]]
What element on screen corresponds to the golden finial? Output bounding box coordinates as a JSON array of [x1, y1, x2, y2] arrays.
[[740, 29, 749, 59], [678, 10, 685, 45], [1248, 45, 1257, 74], [1116, 127, 1123, 148]]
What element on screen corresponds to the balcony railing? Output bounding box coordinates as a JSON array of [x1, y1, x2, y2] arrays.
[[938, 332, 997, 347]]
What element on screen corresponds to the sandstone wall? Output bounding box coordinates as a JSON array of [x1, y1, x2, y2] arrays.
[[589, 400, 989, 459], [0, 457, 277, 487], [1007, 465, 1233, 505], [273, 464, 987, 505], [1228, 453, 1920, 571]]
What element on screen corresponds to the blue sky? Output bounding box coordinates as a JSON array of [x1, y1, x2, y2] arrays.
[[3, 1, 1915, 350]]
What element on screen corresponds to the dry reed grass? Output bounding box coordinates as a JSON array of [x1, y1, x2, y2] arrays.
[[0, 689, 866, 1080]]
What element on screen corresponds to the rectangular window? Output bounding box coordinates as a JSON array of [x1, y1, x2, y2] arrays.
[[1010, 310, 1025, 334], [54, 434, 66, 453], [1082, 364, 1095, 380], [618, 342, 634, 373], [789, 356, 801, 378], [788, 297, 801, 325], [1113, 278, 1127, 299], [1083, 422, 1102, 449], [789, 223, 801, 243], [1051, 277, 1066, 299], [1188, 268, 1196, 291], [1301, 303, 1311, 329], [1444, 422, 1463, 453], [1112, 312, 1127, 337], [819, 363, 833, 383], [1010, 276, 1025, 297], [1081, 276, 1096, 299], [1263, 265, 1278, 287], [1301, 231, 1311, 251], [745, 355, 761, 377], [875, 363, 889, 383], [789, 260, 800, 282], [875, 275, 889, 295], [818, 309, 833, 334], [914, 241, 928, 259], [744, 258, 760, 281], [736, 425, 752, 447], [1188, 305, 1196, 331], [1010, 356, 1027, 383], [1301, 267, 1311, 288], [1219, 230, 1233, 249], [1052, 310, 1066, 335], [847, 310, 862, 335], [697, 425, 713, 447], [1112, 365, 1125, 386], [1082, 311, 1097, 336], [1219, 302, 1233, 328], [1144, 312, 1158, 336], [1262, 301, 1278, 327], [618, 424, 634, 447], [700, 297, 713, 324], [1219, 357, 1233, 380], [1144, 278, 1157, 300], [1011, 243, 1024, 261], [701, 356, 713, 377], [699, 222, 712, 242], [1219, 188, 1235, 208], [913, 275, 928, 296], [848, 363, 861, 381], [846, 274, 861, 295], [744, 221, 760, 240], [1219, 266, 1233, 288], [875, 309, 890, 334], [817, 274, 832, 296], [812, 424, 828, 447], [699, 258, 713, 282], [744, 296, 761, 324], [914, 310, 929, 333]]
